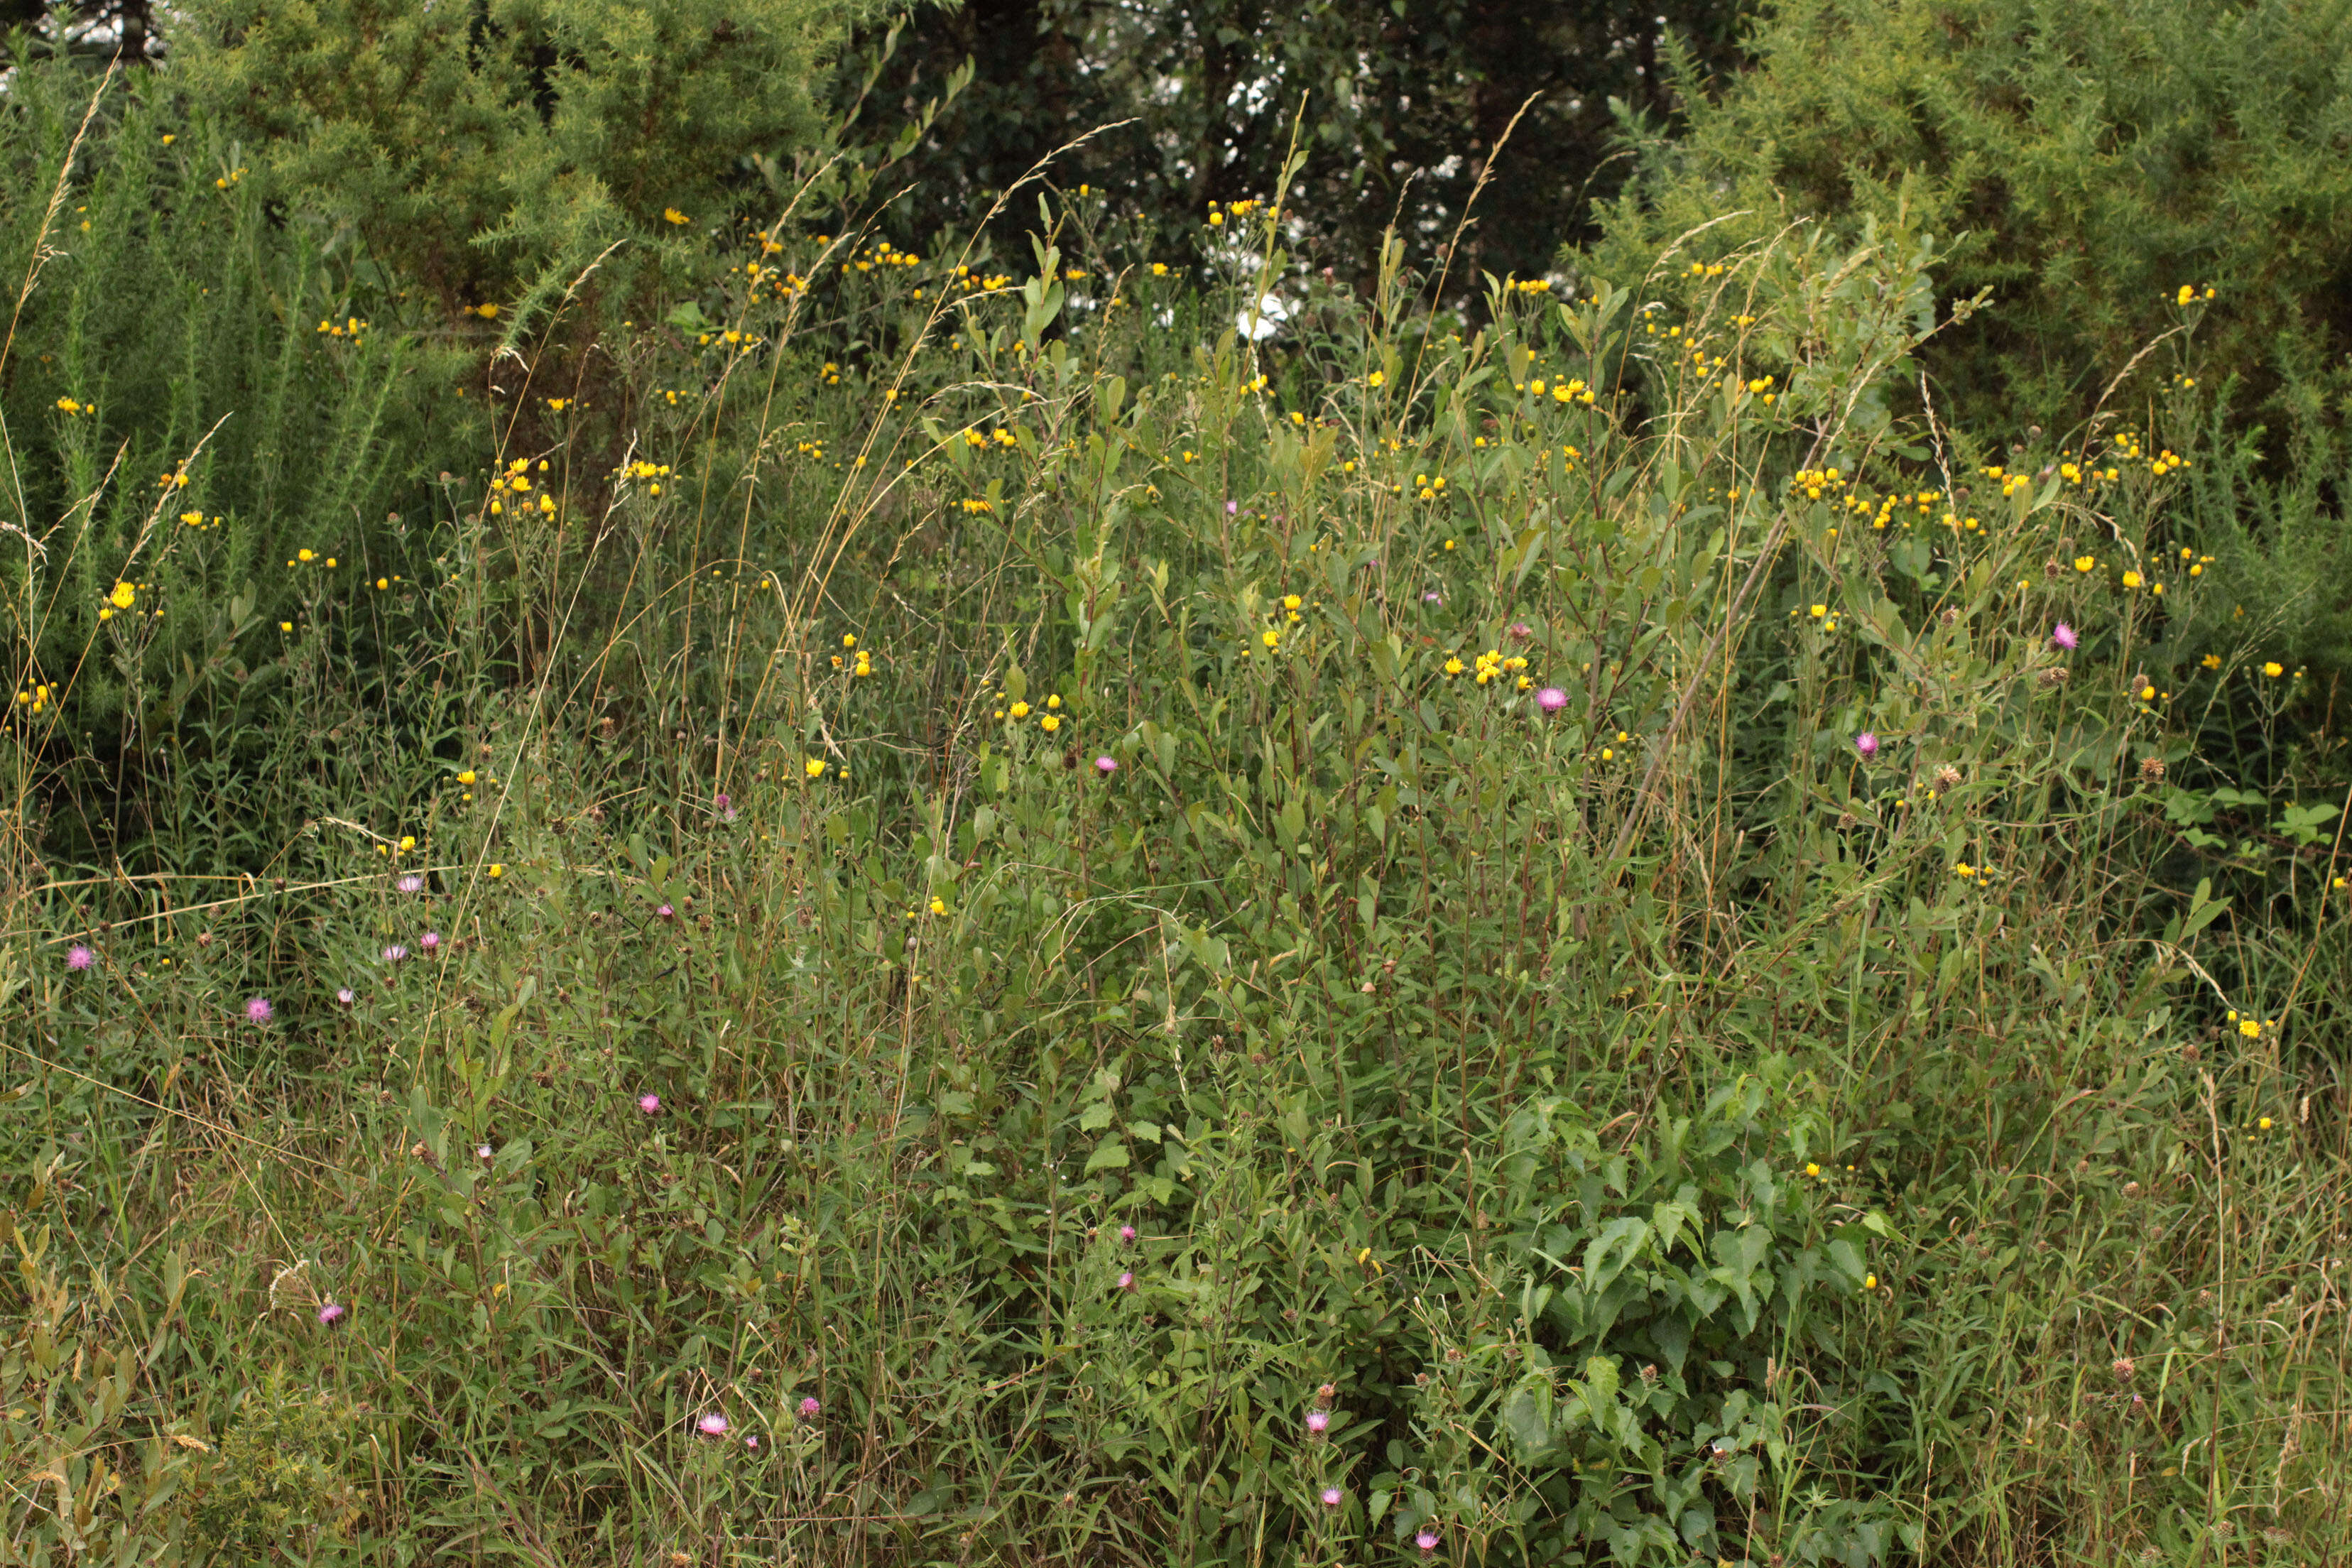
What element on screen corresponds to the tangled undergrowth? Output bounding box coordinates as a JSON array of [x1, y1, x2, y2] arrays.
[[2, 59, 2349, 1568]]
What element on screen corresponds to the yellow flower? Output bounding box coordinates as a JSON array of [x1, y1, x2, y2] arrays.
[[1443, 656, 1464, 675], [1864, 1274, 1878, 1290], [2264, 661, 2285, 677], [2121, 570, 2141, 588], [1040, 714, 1062, 733], [663, 207, 691, 226], [2239, 1018, 2262, 1038], [1009, 701, 1030, 718], [2074, 556, 2095, 573], [109, 581, 136, 609], [1804, 1163, 1819, 1177], [1046, 695, 1061, 709], [929, 896, 947, 915], [488, 863, 504, 878], [1261, 630, 1280, 648], [457, 770, 477, 785], [1808, 604, 1826, 619], [805, 757, 827, 778], [1366, 370, 1385, 388], [1954, 862, 1976, 878], [1282, 594, 1302, 611], [2258, 1116, 2272, 1131]]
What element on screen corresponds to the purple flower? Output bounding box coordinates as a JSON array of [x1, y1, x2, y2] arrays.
[[1320, 1486, 1343, 1509], [396, 873, 424, 894], [715, 791, 736, 822], [317, 1299, 345, 1327], [383, 944, 408, 963], [1854, 731, 1879, 758], [697, 1412, 728, 1437], [1095, 756, 1118, 775], [65, 944, 92, 971], [1118, 1224, 1136, 1244], [657, 903, 675, 920], [1508, 621, 1532, 641], [1117, 1270, 1136, 1292], [2051, 621, 2078, 650], [1416, 1529, 1439, 1555], [1421, 592, 1443, 604], [420, 931, 441, 953], [244, 996, 273, 1024], [476, 1143, 494, 1162], [745, 1434, 759, 1449], [1305, 1410, 1331, 1435], [798, 1396, 821, 1418], [1225, 499, 1238, 516], [637, 1093, 661, 1115], [1535, 687, 1567, 713], [337, 987, 356, 1006]]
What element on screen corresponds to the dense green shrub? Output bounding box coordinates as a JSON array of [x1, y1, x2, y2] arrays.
[[0, 58, 481, 873], [1584, 0, 2352, 439], [170, 0, 890, 312]]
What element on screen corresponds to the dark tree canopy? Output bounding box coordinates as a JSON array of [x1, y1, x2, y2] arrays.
[[831, 0, 1748, 289]]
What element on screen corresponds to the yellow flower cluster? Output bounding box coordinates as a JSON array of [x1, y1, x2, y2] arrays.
[[829, 633, 876, 678], [14, 681, 55, 714], [1790, 467, 1844, 501], [315, 315, 369, 342]]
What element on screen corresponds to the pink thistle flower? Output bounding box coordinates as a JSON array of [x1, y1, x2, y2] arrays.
[[476, 1143, 494, 1162], [1305, 1410, 1331, 1435], [420, 931, 441, 953], [657, 904, 675, 920], [697, 1412, 728, 1437], [2051, 621, 2078, 650], [337, 987, 356, 1006], [1320, 1486, 1343, 1509], [1225, 499, 1238, 516], [1854, 731, 1879, 758], [798, 1396, 820, 1418], [1535, 687, 1567, 713], [1117, 1270, 1136, 1292], [65, 945, 92, 971], [1118, 1224, 1136, 1243], [1508, 621, 1531, 641], [1095, 756, 1118, 775], [637, 1093, 661, 1115], [383, 944, 408, 963], [1421, 592, 1442, 604], [745, 1434, 759, 1449], [244, 996, 273, 1024], [396, 874, 424, 894], [716, 791, 736, 822], [1416, 1528, 1439, 1555], [317, 1299, 345, 1327]]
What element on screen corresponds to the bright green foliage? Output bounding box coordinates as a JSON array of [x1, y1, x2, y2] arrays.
[[1584, 0, 2352, 437], [170, 0, 887, 310], [0, 60, 479, 872]]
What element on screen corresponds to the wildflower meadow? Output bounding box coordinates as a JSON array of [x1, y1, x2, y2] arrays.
[[3, 5, 2351, 1564]]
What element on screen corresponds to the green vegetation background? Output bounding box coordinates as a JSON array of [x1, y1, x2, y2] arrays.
[[1, 0, 2348, 1562]]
